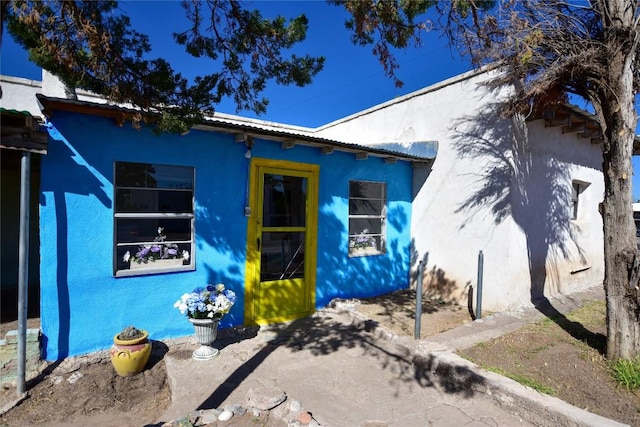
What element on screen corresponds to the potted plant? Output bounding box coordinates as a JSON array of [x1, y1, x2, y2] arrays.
[[174, 283, 237, 360], [349, 228, 379, 255], [109, 326, 152, 377], [122, 227, 190, 269]]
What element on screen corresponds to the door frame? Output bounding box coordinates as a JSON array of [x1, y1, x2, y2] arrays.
[[244, 158, 319, 325]]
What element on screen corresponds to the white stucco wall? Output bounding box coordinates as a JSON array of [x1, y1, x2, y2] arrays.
[[1, 75, 43, 117], [1, 71, 108, 119], [2, 68, 605, 313], [316, 69, 604, 311]]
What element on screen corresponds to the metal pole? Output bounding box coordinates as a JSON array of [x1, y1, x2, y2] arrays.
[[476, 250, 484, 320], [17, 151, 31, 396], [414, 260, 424, 339]]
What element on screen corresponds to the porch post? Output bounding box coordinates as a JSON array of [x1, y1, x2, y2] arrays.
[[17, 150, 31, 396]]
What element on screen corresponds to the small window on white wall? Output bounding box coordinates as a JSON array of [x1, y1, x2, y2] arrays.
[[571, 180, 590, 221], [348, 181, 386, 256]]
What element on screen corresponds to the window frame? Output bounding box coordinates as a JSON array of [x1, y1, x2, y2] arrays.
[[571, 180, 589, 221], [113, 161, 195, 277], [348, 180, 387, 257]]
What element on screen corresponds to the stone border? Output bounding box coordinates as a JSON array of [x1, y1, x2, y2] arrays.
[[161, 388, 320, 427]]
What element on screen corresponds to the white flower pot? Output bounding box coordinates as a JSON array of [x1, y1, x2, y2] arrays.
[[349, 246, 380, 256], [188, 318, 219, 360]]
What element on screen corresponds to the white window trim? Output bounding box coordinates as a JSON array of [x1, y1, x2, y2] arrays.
[[348, 180, 387, 257], [113, 161, 195, 277]]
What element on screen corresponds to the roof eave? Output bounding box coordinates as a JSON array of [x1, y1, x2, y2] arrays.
[[529, 102, 640, 154], [36, 94, 435, 164], [1, 107, 48, 154]]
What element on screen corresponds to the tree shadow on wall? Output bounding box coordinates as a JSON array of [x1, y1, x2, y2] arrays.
[[409, 244, 472, 309], [39, 125, 111, 359], [314, 208, 411, 307], [451, 104, 605, 352]]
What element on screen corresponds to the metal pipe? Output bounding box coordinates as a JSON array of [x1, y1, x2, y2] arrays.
[[17, 151, 31, 396], [414, 260, 424, 339], [476, 250, 484, 320]]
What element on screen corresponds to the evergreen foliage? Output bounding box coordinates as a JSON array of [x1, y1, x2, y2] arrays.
[[3, 0, 324, 133]]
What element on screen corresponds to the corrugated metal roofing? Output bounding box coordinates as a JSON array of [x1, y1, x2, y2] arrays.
[[0, 107, 34, 116], [36, 94, 436, 163], [1, 107, 48, 154], [195, 115, 436, 161]]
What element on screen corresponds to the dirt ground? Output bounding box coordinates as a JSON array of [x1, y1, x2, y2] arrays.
[[458, 299, 640, 427], [0, 288, 638, 426], [0, 344, 170, 427], [349, 288, 474, 338]]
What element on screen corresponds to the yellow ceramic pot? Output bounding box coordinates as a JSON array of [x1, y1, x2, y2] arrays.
[[109, 330, 152, 377]]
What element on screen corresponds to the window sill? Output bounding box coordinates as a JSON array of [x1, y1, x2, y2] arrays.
[[115, 260, 194, 277], [349, 247, 385, 257]]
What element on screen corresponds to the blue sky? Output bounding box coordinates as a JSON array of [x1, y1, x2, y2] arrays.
[[2, 1, 469, 126], [2, 0, 639, 199]]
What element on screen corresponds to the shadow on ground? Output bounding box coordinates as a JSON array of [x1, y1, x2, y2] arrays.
[[196, 309, 485, 411]]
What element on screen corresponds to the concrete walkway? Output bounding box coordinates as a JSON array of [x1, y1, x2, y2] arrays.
[[159, 285, 626, 427]]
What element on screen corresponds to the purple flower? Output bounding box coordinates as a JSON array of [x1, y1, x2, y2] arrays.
[[150, 245, 161, 253], [136, 247, 149, 258], [167, 248, 178, 256]]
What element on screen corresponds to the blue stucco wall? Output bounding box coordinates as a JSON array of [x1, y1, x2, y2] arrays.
[[39, 111, 413, 360]]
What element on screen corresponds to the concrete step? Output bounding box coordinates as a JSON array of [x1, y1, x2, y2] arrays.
[[0, 328, 41, 385]]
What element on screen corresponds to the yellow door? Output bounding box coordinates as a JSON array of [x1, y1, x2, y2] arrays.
[[245, 159, 318, 325]]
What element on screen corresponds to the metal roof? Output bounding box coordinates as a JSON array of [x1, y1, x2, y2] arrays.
[[0, 107, 34, 116], [1, 107, 48, 154]]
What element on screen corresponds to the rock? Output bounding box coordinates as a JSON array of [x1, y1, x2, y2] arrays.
[[66, 372, 83, 384], [246, 386, 286, 410], [50, 375, 63, 385], [224, 403, 246, 415], [289, 399, 302, 412], [260, 331, 279, 342], [297, 411, 312, 425], [270, 400, 292, 420], [55, 352, 108, 374], [199, 409, 220, 424], [185, 410, 213, 425], [218, 409, 234, 421], [0, 392, 27, 415]]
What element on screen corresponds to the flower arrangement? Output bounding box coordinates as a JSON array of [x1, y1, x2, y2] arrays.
[[349, 229, 378, 250], [123, 227, 189, 265], [174, 283, 237, 320]]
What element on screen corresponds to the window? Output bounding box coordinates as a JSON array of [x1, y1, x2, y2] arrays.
[[114, 161, 195, 275], [571, 180, 589, 221], [571, 183, 580, 220], [348, 181, 386, 256]]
